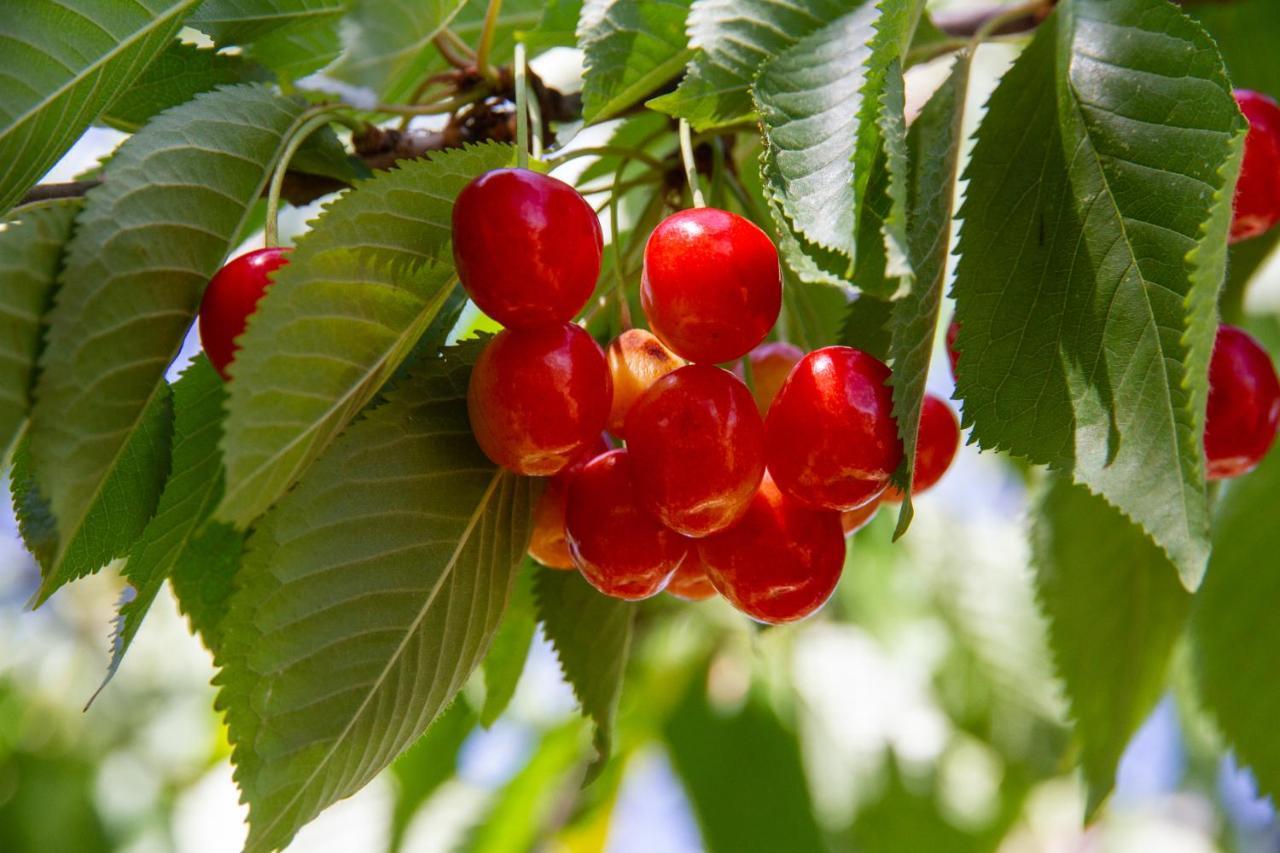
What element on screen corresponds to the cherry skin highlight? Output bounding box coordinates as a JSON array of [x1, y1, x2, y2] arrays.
[[1205, 325, 1280, 479], [565, 449, 687, 600], [199, 247, 289, 380], [641, 207, 782, 363], [605, 328, 685, 437], [1231, 91, 1280, 244], [527, 437, 611, 569], [882, 394, 961, 502], [467, 323, 612, 476], [625, 364, 766, 537], [744, 341, 804, 416], [666, 550, 717, 601], [765, 346, 903, 511], [452, 168, 602, 327], [698, 475, 845, 624]]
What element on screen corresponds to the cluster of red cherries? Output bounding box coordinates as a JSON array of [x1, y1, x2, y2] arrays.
[[453, 168, 960, 624]]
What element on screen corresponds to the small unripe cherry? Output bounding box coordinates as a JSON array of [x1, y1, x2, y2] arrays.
[[698, 475, 845, 624], [765, 346, 902, 511], [527, 437, 610, 569], [625, 364, 765, 537], [467, 324, 612, 476], [666, 550, 717, 601], [199, 247, 290, 380], [641, 207, 782, 363], [882, 394, 961, 502], [452, 168, 602, 327], [1205, 325, 1280, 479], [1231, 91, 1280, 244], [565, 449, 687, 600], [841, 498, 880, 537], [743, 341, 804, 415], [605, 329, 684, 436]]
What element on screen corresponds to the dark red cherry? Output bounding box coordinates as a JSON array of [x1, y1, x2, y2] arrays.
[[882, 394, 961, 502], [565, 449, 687, 600], [1205, 325, 1280, 479], [606, 328, 684, 437], [1231, 91, 1280, 244], [666, 550, 717, 601], [743, 341, 804, 415], [527, 437, 611, 569], [452, 168, 602, 327], [467, 324, 612, 476], [199, 247, 289, 380], [625, 364, 765, 537], [698, 475, 845, 624], [641, 208, 782, 363], [946, 320, 960, 381], [765, 346, 902, 510]]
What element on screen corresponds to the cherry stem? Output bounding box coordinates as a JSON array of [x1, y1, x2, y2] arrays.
[[433, 29, 475, 68], [265, 108, 343, 247], [514, 42, 531, 169], [610, 159, 633, 332], [678, 119, 706, 208], [475, 0, 504, 84], [547, 146, 665, 171]]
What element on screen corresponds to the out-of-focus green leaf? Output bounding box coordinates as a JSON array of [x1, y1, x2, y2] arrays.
[[389, 699, 477, 853], [247, 19, 344, 83], [481, 564, 538, 727], [188, 0, 347, 45], [524, 0, 583, 52], [330, 0, 467, 100], [580, 0, 694, 123]]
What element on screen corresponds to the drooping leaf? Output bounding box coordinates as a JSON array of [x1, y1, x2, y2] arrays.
[[188, 0, 347, 45], [0, 0, 198, 215], [101, 42, 271, 133], [29, 85, 309, 573], [388, 699, 477, 853], [1191, 443, 1280, 804], [580, 0, 694, 124], [0, 200, 79, 454], [885, 53, 970, 536], [217, 143, 515, 529], [481, 563, 539, 727], [534, 566, 634, 773], [950, 0, 1246, 588], [215, 340, 535, 853], [648, 0, 856, 131], [1032, 476, 1190, 816]]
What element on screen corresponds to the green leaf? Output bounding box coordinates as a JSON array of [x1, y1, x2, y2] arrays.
[[0, 0, 198, 215], [534, 566, 634, 773], [580, 0, 694, 124], [29, 85, 309, 575], [885, 53, 970, 537], [330, 0, 467, 100], [481, 563, 538, 727], [1191, 444, 1280, 804], [217, 143, 514, 529], [388, 699, 476, 853], [783, 276, 848, 352], [1032, 476, 1190, 815], [101, 42, 271, 133], [215, 340, 535, 853], [839, 295, 893, 361], [648, 0, 856, 131], [0, 200, 79, 454], [188, 0, 346, 45], [247, 18, 344, 83], [950, 0, 1246, 588], [524, 0, 583, 52], [8, 439, 57, 572]]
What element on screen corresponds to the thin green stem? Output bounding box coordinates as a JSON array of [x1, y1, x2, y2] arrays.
[[265, 108, 342, 247], [514, 42, 530, 169], [374, 90, 486, 117], [548, 146, 665, 170], [475, 0, 504, 83], [678, 119, 706, 207], [433, 30, 474, 68], [610, 159, 633, 331]]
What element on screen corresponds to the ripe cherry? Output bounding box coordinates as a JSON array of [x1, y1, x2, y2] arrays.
[[452, 168, 602, 327], [946, 320, 960, 381], [527, 437, 610, 569], [199, 247, 289, 380], [841, 498, 880, 537], [565, 449, 687, 600], [605, 329, 684, 437], [625, 364, 765, 537], [666, 551, 717, 601], [765, 346, 902, 511], [882, 394, 961, 502], [641, 207, 782, 363], [1205, 325, 1280, 479], [467, 323, 612, 476], [743, 341, 804, 415], [698, 474, 845, 624], [1231, 91, 1280, 244]]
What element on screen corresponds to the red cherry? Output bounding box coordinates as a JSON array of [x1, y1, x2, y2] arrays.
[[1231, 91, 1280, 244], [698, 475, 844, 624], [743, 341, 804, 415], [625, 364, 765, 537], [765, 346, 902, 510], [452, 168, 602, 327], [882, 395, 961, 502], [605, 329, 685, 437], [840, 498, 880, 537], [946, 320, 960, 381], [641, 208, 782, 363], [527, 437, 611, 569], [666, 550, 717, 601], [565, 449, 687, 600], [1205, 325, 1280, 479], [467, 324, 612, 476], [199, 247, 289, 380]]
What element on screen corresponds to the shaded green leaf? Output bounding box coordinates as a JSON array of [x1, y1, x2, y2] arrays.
[[951, 0, 1245, 587], [330, 0, 467, 100], [481, 563, 538, 727], [215, 340, 535, 853], [580, 0, 694, 123], [839, 295, 893, 361], [524, 0, 584, 53], [188, 0, 346, 45], [389, 699, 477, 853], [247, 18, 344, 83], [783, 276, 848, 352], [1032, 476, 1190, 815]]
